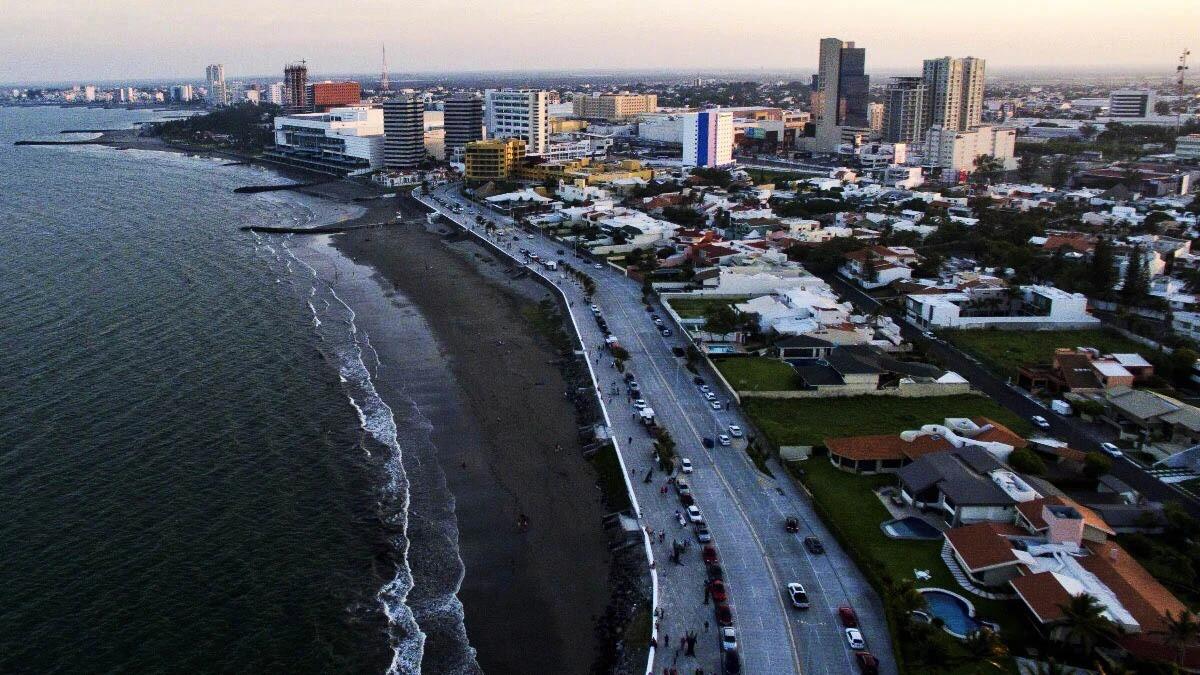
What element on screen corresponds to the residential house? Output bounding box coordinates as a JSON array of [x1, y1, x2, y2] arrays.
[[841, 245, 922, 289], [905, 285, 1100, 330]]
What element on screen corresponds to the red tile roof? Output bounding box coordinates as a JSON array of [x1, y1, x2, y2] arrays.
[[970, 417, 1029, 448], [944, 522, 1025, 571], [1081, 540, 1188, 636], [1011, 572, 1073, 624], [1016, 496, 1115, 537], [824, 433, 954, 462]]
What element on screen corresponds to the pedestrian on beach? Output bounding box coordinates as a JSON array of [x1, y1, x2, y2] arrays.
[[704, 620, 709, 632], [663, 633, 669, 648], [659, 531, 665, 543]]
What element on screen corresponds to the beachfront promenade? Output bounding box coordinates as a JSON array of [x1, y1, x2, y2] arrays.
[[419, 185, 897, 675]]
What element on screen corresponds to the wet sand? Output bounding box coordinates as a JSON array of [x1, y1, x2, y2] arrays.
[[331, 205, 613, 673]]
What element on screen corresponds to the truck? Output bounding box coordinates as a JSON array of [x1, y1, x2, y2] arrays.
[[542, 260, 558, 271], [639, 407, 657, 427], [1051, 400, 1072, 416]]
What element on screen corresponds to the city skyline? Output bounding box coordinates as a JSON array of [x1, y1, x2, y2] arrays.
[[2, 0, 1196, 83]]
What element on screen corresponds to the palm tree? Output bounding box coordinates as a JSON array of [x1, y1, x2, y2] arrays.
[[1157, 609, 1200, 667], [963, 627, 1009, 671], [888, 578, 927, 617], [1058, 593, 1120, 658]]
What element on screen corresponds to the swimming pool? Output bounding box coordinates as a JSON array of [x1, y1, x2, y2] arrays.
[[920, 589, 979, 638], [706, 345, 737, 355], [881, 516, 942, 540]]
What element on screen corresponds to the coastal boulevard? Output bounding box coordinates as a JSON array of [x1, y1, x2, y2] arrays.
[[419, 184, 897, 675]]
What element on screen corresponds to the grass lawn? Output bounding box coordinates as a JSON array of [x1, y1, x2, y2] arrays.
[[944, 329, 1152, 380], [714, 356, 800, 391], [743, 394, 1032, 448], [664, 296, 750, 319]]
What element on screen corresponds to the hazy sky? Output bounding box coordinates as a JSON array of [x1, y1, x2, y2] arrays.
[[1, 0, 1196, 83]]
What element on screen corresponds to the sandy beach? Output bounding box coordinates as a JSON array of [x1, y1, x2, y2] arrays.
[[330, 200, 615, 673]]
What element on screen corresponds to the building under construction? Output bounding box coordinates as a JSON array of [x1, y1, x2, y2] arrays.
[[283, 61, 308, 114]]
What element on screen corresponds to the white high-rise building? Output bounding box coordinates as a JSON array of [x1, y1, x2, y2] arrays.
[[83, 85, 96, 102], [205, 64, 229, 107], [922, 57, 986, 132], [922, 125, 1016, 174], [681, 110, 734, 168], [170, 84, 194, 102], [1109, 89, 1156, 119], [484, 89, 549, 156], [267, 82, 285, 106]]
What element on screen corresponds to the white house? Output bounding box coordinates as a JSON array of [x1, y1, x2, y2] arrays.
[[905, 285, 1100, 330], [841, 245, 922, 289]]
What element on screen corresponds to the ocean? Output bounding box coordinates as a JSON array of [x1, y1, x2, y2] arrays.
[[0, 107, 472, 674]]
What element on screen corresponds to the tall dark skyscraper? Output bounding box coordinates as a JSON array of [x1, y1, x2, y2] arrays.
[[815, 37, 869, 151], [283, 61, 308, 115], [443, 93, 484, 158], [383, 95, 425, 169]]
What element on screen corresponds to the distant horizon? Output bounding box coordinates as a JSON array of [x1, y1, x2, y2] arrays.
[[2, 0, 1195, 84], [2, 64, 1189, 90]]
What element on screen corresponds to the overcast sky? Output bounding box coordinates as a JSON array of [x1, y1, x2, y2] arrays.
[[1, 0, 1196, 83]]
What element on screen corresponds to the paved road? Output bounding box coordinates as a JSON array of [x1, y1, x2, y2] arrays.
[[825, 274, 1200, 519], [420, 186, 898, 675]]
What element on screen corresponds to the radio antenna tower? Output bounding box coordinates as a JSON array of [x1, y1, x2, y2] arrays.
[[1177, 48, 1190, 128], [380, 43, 390, 93]]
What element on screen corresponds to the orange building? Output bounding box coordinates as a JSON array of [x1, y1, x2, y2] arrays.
[[306, 81, 361, 112]]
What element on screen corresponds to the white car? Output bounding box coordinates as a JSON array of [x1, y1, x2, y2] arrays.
[[1100, 442, 1124, 457], [1031, 415, 1051, 429], [593, 263, 603, 269], [526, 234, 534, 239], [686, 505, 704, 523], [633, 399, 647, 410], [704, 392, 717, 402], [699, 384, 711, 394], [710, 400, 722, 410], [728, 425, 743, 438], [719, 626, 737, 652], [718, 434, 731, 446], [681, 458, 693, 473], [786, 582, 810, 609], [845, 628, 865, 650]]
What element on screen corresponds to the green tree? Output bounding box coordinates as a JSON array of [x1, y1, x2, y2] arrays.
[[974, 154, 1006, 182], [1089, 238, 1116, 297], [1017, 155, 1042, 181], [964, 627, 1009, 671], [702, 304, 740, 340], [1080, 123, 1099, 140], [1083, 452, 1114, 481], [1008, 447, 1047, 475], [1050, 156, 1074, 187], [1121, 245, 1149, 305], [1161, 348, 1200, 388], [1058, 593, 1120, 657], [862, 249, 880, 284], [1156, 608, 1200, 667]]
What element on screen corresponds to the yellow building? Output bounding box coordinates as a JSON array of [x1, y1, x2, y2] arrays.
[[515, 157, 653, 186], [464, 138, 526, 181], [549, 118, 589, 133], [571, 93, 658, 121]]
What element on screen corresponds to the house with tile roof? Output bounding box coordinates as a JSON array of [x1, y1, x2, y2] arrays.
[[824, 416, 1028, 475]]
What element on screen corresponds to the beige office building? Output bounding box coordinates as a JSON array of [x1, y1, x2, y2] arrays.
[[572, 93, 658, 121]]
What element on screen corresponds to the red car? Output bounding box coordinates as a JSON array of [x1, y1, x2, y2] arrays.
[[702, 545, 719, 565], [838, 605, 859, 628], [854, 651, 879, 675], [714, 602, 733, 626], [709, 580, 728, 603]]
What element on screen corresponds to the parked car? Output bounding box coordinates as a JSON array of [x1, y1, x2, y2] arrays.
[[728, 424, 743, 437], [784, 517, 800, 533], [854, 651, 879, 675], [714, 603, 733, 626], [719, 626, 737, 653], [709, 580, 728, 603], [838, 605, 859, 628], [693, 377, 706, 386], [702, 437, 715, 449], [700, 385, 712, 394], [845, 628, 865, 650], [593, 263, 603, 269], [1031, 415, 1051, 429], [624, 372, 635, 383], [672, 346, 686, 357], [710, 400, 722, 410], [694, 523, 712, 543], [679, 492, 694, 507], [686, 505, 704, 523], [633, 399, 647, 410], [704, 391, 717, 401], [661, 328, 672, 337], [787, 582, 810, 609], [702, 545, 719, 565], [718, 434, 731, 446], [1100, 442, 1124, 457], [681, 457, 693, 473], [722, 650, 741, 675], [706, 561, 723, 581], [804, 537, 825, 554]]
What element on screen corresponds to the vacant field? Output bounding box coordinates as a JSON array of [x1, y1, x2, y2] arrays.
[[714, 356, 799, 391], [664, 296, 749, 318], [944, 329, 1151, 379], [743, 394, 1030, 448]]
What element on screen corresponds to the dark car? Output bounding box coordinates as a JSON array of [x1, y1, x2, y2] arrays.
[[624, 372, 635, 383], [709, 580, 729, 603], [714, 603, 733, 626], [722, 650, 741, 675], [804, 536, 825, 554], [679, 493, 695, 507], [693, 377, 705, 386], [702, 437, 715, 449], [854, 651, 879, 675], [672, 346, 686, 357], [784, 517, 800, 533], [839, 605, 859, 628], [702, 545, 719, 565], [706, 562, 724, 582]]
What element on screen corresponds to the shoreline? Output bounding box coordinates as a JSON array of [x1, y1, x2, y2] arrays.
[[327, 202, 617, 673]]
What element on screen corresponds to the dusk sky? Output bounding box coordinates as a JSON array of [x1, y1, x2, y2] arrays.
[[2, 0, 1196, 83]]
